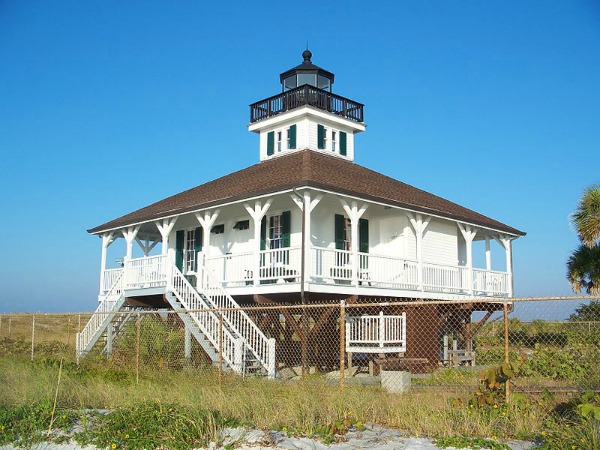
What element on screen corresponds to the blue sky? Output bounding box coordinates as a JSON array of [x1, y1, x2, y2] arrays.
[[0, 1, 598, 315]]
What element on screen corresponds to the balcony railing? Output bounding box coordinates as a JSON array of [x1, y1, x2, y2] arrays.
[[250, 85, 364, 123], [102, 250, 510, 298], [346, 312, 407, 353]]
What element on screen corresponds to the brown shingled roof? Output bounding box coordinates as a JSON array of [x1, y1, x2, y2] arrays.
[[88, 150, 525, 236]]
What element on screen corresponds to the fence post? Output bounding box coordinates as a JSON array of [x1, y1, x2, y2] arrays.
[[340, 301, 346, 388], [31, 314, 36, 361], [218, 310, 223, 386], [66, 316, 71, 347], [503, 301, 510, 403], [184, 327, 192, 362], [301, 306, 308, 377], [136, 312, 140, 385], [8, 316, 11, 338]]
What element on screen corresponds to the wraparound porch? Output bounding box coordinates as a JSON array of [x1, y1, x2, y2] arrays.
[[101, 247, 511, 300]]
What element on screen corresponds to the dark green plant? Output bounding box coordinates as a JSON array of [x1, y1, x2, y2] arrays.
[[570, 300, 600, 322], [435, 435, 511, 449], [74, 402, 226, 450], [468, 356, 526, 408]]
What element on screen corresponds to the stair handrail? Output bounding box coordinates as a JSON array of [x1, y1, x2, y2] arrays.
[[198, 258, 276, 378], [76, 271, 124, 355], [168, 264, 240, 371]]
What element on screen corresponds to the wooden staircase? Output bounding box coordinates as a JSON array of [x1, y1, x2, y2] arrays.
[[76, 258, 276, 378]]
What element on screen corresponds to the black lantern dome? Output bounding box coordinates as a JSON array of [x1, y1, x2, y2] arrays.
[[279, 50, 335, 92]]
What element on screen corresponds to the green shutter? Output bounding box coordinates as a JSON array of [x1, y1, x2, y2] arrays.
[[267, 131, 274, 156], [340, 131, 347, 156], [288, 125, 296, 149], [194, 227, 202, 271], [175, 230, 184, 271], [281, 211, 291, 247], [260, 217, 267, 251], [359, 219, 369, 253], [317, 124, 325, 149], [334, 214, 345, 250], [359, 219, 369, 269]]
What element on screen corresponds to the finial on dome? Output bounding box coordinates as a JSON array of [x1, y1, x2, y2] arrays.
[[302, 49, 312, 62]]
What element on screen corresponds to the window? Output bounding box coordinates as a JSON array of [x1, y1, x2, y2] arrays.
[[298, 73, 316, 86], [211, 224, 225, 234], [317, 75, 331, 91], [260, 211, 291, 265], [342, 217, 351, 251], [334, 215, 369, 266], [176, 228, 202, 273], [233, 220, 249, 230], [269, 215, 283, 250], [277, 131, 282, 152], [185, 230, 196, 272], [332, 131, 337, 152]]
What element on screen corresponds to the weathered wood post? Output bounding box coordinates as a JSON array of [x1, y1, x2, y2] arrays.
[[136, 312, 141, 385], [31, 314, 36, 361], [219, 310, 223, 386], [339, 301, 346, 388], [503, 301, 510, 403]]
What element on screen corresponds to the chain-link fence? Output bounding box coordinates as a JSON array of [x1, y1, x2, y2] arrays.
[[0, 298, 598, 398]]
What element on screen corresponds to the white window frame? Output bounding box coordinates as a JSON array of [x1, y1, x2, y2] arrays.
[[184, 230, 196, 273], [332, 130, 337, 152]]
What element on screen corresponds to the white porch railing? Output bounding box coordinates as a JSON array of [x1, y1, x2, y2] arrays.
[[472, 268, 509, 296], [357, 252, 419, 289], [103, 250, 510, 299], [96, 255, 276, 377], [205, 247, 302, 287], [197, 260, 276, 378], [77, 271, 125, 356], [124, 255, 168, 290], [169, 266, 242, 373], [346, 311, 407, 353], [422, 262, 469, 294], [101, 268, 123, 296]]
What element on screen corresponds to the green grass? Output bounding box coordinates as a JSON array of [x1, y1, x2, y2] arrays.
[[0, 355, 563, 448], [0, 314, 599, 449]]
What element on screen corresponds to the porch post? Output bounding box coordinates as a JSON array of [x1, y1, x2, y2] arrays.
[[99, 232, 115, 295], [502, 236, 513, 297], [122, 226, 141, 261], [244, 200, 273, 286], [155, 217, 178, 256], [458, 224, 477, 295], [485, 237, 492, 292], [195, 210, 220, 288], [341, 200, 368, 286], [291, 191, 322, 290], [494, 235, 514, 298], [408, 213, 431, 291]]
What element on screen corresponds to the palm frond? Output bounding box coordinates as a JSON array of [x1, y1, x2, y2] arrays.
[[571, 183, 600, 248], [566, 244, 600, 294]]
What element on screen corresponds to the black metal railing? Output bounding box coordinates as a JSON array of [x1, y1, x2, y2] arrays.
[[250, 85, 364, 123]]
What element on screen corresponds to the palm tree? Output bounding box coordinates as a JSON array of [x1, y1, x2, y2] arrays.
[[571, 184, 600, 248], [567, 244, 600, 295], [567, 184, 600, 294]]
